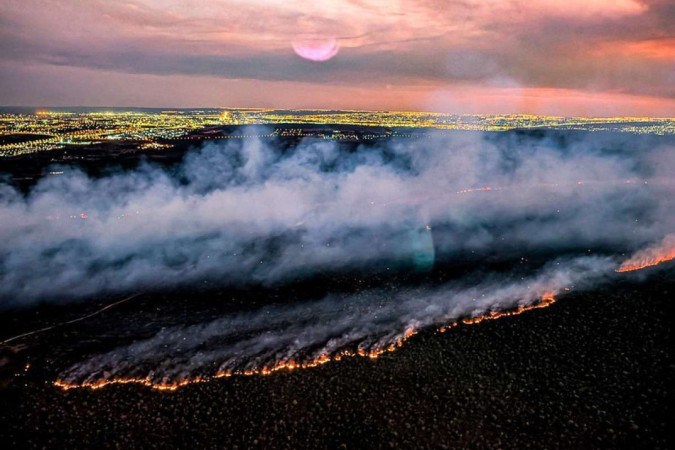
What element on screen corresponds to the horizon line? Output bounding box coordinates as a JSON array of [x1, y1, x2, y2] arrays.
[[1, 105, 673, 121]]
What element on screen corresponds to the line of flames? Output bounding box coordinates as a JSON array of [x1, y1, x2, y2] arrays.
[[616, 234, 675, 273], [55, 241, 675, 393], [53, 294, 557, 392], [616, 252, 675, 273]]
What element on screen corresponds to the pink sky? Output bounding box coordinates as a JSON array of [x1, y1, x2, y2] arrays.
[[0, 0, 673, 115]]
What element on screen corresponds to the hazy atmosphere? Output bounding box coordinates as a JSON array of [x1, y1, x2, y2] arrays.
[[1, 0, 674, 115]]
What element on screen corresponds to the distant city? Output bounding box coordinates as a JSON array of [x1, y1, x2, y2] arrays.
[[1, 108, 673, 157]]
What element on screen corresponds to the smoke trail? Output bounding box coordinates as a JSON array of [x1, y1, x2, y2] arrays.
[[57, 255, 614, 387], [1, 129, 673, 306]]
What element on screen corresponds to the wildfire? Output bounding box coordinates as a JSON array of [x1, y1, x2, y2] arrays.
[[461, 294, 556, 325], [616, 235, 675, 273], [53, 296, 558, 392], [53, 376, 209, 392]]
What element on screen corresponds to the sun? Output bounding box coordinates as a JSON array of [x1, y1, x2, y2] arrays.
[[292, 38, 340, 62]]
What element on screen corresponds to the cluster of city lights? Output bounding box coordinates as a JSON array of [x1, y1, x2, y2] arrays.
[[1, 109, 673, 157]]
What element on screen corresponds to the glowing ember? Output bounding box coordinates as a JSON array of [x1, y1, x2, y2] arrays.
[[616, 234, 675, 272], [53, 295, 558, 392]]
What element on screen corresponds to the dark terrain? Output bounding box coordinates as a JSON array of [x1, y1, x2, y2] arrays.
[[0, 270, 672, 449]]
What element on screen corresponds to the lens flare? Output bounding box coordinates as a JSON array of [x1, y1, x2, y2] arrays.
[[408, 225, 435, 271]]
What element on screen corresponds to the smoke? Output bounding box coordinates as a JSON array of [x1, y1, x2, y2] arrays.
[[2, 127, 673, 386], [60, 255, 613, 385], [0, 129, 673, 305]]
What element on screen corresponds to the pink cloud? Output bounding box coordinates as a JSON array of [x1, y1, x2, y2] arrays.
[[0, 0, 672, 114]]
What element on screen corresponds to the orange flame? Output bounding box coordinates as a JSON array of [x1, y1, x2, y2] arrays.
[[461, 294, 556, 325], [53, 295, 558, 392], [616, 235, 675, 273]]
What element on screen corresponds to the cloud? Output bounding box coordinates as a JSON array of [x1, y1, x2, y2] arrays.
[[0, 0, 673, 109]]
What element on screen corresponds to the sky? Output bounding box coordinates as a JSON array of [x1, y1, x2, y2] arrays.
[[0, 0, 673, 116]]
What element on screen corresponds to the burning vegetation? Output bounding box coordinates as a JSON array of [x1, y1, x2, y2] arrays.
[[53, 293, 558, 392], [617, 235, 675, 273]]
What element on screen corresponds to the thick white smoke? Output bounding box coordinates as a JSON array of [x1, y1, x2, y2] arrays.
[[1, 129, 673, 306]]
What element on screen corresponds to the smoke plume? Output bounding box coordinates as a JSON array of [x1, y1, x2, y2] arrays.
[[1, 129, 673, 386], [1, 129, 672, 305]]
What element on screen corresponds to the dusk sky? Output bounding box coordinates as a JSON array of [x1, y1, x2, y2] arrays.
[[1, 0, 673, 116]]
